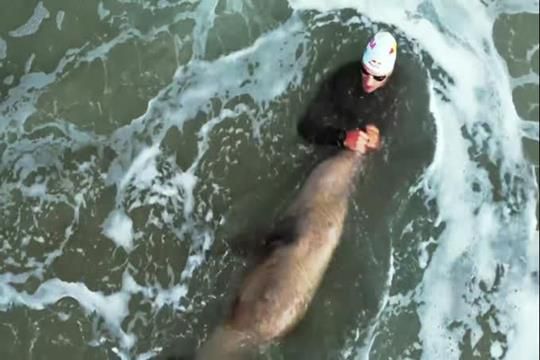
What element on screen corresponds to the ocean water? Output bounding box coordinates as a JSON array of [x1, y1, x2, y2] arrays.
[[0, 0, 538, 359]]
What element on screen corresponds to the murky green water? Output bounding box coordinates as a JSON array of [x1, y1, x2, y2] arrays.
[[1, 1, 538, 359]]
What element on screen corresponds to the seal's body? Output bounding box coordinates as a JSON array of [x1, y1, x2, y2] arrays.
[[197, 150, 363, 359]]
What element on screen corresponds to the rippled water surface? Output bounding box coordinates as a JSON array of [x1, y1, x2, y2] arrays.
[[0, 0, 538, 359]]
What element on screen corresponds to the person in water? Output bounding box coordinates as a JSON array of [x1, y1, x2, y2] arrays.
[[298, 31, 398, 154]]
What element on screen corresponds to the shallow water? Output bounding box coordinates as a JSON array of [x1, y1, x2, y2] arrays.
[[0, 0, 538, 359]]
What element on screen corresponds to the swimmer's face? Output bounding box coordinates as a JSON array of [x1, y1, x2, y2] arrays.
[[361, 65, 390, 93]]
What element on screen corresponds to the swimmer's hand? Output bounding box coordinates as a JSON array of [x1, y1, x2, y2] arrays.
[[344, 125, 381, 153], [365, 124, 381, 150]]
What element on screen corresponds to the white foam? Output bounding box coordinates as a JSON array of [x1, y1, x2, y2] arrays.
[[0, 278, 135, 350], [56, 11, 65, 31], [0, 37, 6, 60], [192, 0, 220, 58], [504, 274, 539, 360], [490, 341, 503, 358], [22, 182, 48, 198], [417, 237, 435, 269], [102, 210, 134, 252], [288, 0, 539, 359], [9, 2, 50, 38], [174, 171, 198, 217], [1, 270, 188, 357], [121, 270, 190, 311], [0, 71, 56, 133], [503, 223, 540, 360], [153, 284, 189, 309], [118, 145, 160, 192], [1, 0, 536, 358], [521, 120, 539, 141], [25, 53, 36, 73], [495, 0, 540, 15], [99, 15, 310, 254], [180, 231, 213, 282], [136, 349, 163, 360], [205, 210, 213, 222], [98, 2, 111, 20], [3, 75, 14, 85]]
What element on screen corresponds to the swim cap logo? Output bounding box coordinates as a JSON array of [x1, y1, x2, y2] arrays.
[[369, 40, 376, 49]]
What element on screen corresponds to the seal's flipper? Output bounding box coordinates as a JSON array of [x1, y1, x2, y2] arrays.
[[226, 216, 298, 262], [263, 216, 298, 250], [226, 226, 272, 259]]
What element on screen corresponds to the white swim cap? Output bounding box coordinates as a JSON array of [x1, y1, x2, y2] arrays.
[[362, 31, 397, 77]]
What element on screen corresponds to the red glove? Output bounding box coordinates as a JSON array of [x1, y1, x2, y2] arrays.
[[344, 129, 359, 149], [344, 129, 368, 153], [344, 125, 381, 153]]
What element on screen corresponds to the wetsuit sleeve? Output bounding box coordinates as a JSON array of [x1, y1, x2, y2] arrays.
[[331, 71, 363, 126], [297, 104, 347, 147], [297, 73, 350, 147]]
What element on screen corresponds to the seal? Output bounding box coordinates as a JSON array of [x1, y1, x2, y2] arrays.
[[196, 150, 363, 359]]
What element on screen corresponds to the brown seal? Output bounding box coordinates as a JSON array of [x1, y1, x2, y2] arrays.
[[197, 150, 363, 359]]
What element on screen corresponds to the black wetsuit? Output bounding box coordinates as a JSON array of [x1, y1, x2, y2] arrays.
[[298, 61, 398, 148]]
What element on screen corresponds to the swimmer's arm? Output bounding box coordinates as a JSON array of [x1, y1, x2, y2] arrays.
[[297, 84, 348, 147], [297, 113, 347, 147], [298, 64, 366, 147], [344, 125, 382, 153]]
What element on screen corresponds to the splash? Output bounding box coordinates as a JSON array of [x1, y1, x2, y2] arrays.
[[289, 0, 538, 358], [0, 0, 537, 358], [0, 2, 309, 357], [9, 2, 50, 38]]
